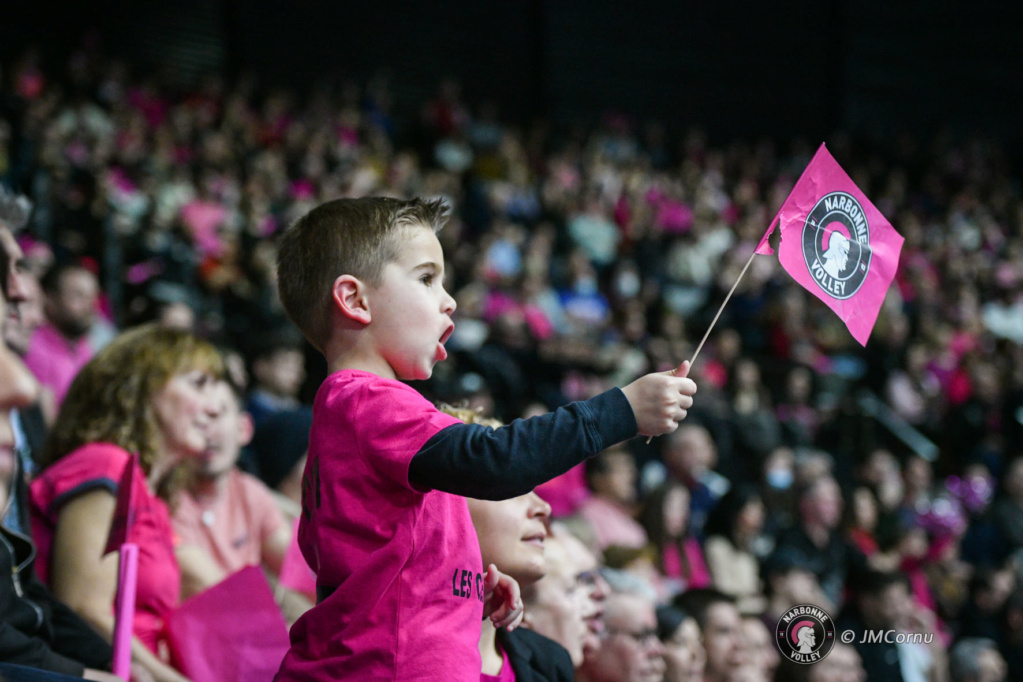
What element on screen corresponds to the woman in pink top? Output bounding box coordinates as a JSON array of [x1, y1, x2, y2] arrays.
[[30, 325, 224, 682], [639, 480, 711, 598]]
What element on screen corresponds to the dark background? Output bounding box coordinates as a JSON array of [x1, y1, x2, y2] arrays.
[[4, 0, 1021, 144]]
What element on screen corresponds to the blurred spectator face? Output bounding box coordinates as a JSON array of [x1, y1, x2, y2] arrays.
[[0, 226, 30, 304], [1003, 458, 1023, 501], [590, 448, 638, 505], [662, 616, 704, 682], [701, 602, 745, 681], [4, 271, 43, 356], [860, 580, 912, 629], [556, 527, 608, 652], [737, 498, 766, 538], [975, 646, 1008, 682], [764, 447, 795, 491], [807, 643, 866, 682], [0, 293, 38, 507], [741, 616, 779, 680], [851, 487, 878, 531], [158, 301, 196, 330], [253, 348, 305, 398], [191, 381, 252, 480], [801, 476, 843, 530], [522, 536, 589, 667], [46, 267, 99, 339], [151, 369, 221, 463], [664, 425, 717, 484], [583, 592, 665, 682], [903, 456, 933, 497], [467, 492, 550, 584], [663, 483, 691, 538]]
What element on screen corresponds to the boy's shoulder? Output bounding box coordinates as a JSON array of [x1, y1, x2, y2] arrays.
[[317, 369, 445, 422]]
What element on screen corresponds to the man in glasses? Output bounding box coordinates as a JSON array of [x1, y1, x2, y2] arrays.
[[577, 569, 665, 682]]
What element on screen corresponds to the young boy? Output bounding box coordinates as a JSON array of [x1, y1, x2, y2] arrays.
[[273, 197, 696, 681]]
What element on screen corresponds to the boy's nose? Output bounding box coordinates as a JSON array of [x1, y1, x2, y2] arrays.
[[442, 290, 456, 315]]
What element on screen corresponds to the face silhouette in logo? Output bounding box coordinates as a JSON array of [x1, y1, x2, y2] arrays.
[[822, 230, 850, 279], [795, 624, 817, 654]]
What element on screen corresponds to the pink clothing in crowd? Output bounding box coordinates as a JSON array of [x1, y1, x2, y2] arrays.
[[577, 495, 648, 551], [274, 370, 485, 682], [29, 443, 181, 654], [23, 324, 94, 408], [172, 468, 286, 574], [662, 538, 711, 590], [534, 463, 590, 517]]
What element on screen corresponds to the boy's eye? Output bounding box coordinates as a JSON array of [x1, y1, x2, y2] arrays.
[[420, 274, 434, 286]]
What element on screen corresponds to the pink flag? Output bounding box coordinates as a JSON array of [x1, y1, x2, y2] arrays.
[[757, 143, 904, 345]]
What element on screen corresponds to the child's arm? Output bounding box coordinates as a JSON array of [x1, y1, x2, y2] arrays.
[[481, 564, 523, 631], [409, 363, 695, 500]]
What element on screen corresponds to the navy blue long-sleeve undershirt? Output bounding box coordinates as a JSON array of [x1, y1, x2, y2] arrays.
[[408, 388, 638, 500]]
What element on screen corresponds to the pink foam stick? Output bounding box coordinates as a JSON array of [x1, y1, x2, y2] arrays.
[[112, 543, 139, 680]]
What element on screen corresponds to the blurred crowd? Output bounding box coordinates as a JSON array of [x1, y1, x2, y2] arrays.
[[2, 37, 1023, 682]]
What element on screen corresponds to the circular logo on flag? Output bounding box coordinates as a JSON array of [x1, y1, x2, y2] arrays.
[[801, 191, 871, 300], [776, 604, 836, 664]]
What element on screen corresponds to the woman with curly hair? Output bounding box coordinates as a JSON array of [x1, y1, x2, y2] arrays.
[[29, 324, 225, 682]]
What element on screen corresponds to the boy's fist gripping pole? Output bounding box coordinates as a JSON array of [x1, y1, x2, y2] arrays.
[[622, 361, 696, 439]]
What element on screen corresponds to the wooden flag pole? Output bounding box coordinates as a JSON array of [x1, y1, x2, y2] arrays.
[[647, 248, 759, 443]]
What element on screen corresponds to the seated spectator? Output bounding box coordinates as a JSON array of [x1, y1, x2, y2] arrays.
[[30, 324, 226, 682], [991, 455, 1023, 557], [659, 423, 728, 538], [675, 588, 745, 682], [775, 641, 866, 682], [467, 487, 575, 681], [576, 446, 648, 551], [0, 236, 120, 680], [738, 614, 779, 681], [638, 480, 710, 597], [761, 547, 834, 625], [172, 378, 312, 625], [774, 474, 866, 609], [552, 520, 609, 660], [702, 483, 767, 614], [578, 570, 665, 682], [23, 262, 103, 417], [243, 326, 306, 430], [948, 637, 1006, 682], [837, 570, 948, 682], [1, 232, 47, 534], [522, 532, 597, 671], [655, 604, 704, 682]]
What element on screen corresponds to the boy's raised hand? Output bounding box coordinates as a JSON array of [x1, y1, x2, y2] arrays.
[[482, 564, 524, 631], [621, 361, 697, 438]]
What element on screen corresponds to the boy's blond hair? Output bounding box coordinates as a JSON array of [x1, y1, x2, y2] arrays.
[[276, 196, 451, 351]]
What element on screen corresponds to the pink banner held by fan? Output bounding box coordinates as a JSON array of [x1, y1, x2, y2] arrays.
[[105, 454, 140, 680]]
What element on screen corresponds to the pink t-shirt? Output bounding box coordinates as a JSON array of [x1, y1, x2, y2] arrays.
[[29, 443, 181, 653], [23, 323, 94, 408], [172, 468, 286, 575], [275, 370, 484, 682]]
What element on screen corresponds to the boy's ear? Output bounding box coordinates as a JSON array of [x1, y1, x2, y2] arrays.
[[332, 274, 372, 324]]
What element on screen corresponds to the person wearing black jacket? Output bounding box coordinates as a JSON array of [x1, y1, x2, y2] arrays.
[[497, 627, 575, 682], [0, 215, 119, 681]]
